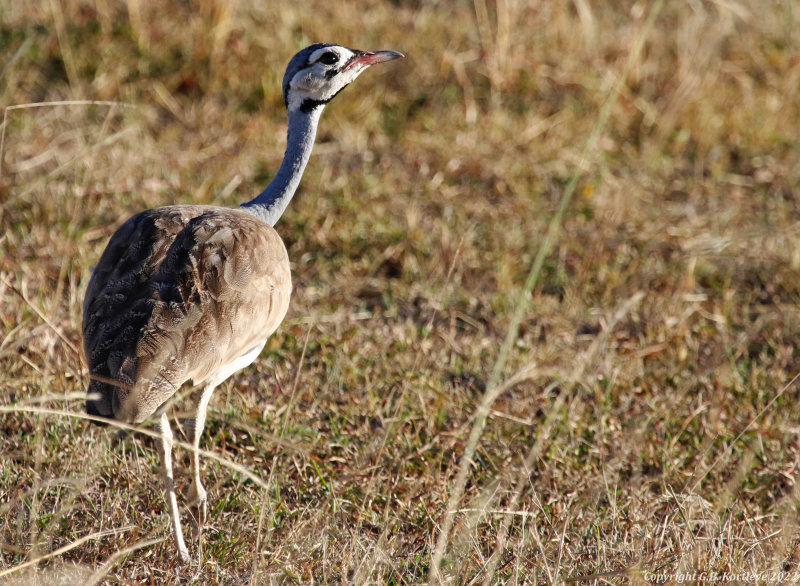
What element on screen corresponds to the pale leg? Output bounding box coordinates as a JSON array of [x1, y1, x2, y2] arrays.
[[155, 412, 190, 563], [187, 383, 216, 531]]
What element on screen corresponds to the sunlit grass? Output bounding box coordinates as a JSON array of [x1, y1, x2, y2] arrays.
[[2, 0, 800, 583]]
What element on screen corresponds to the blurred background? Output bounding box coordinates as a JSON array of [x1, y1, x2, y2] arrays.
[[2, 0, 800, 583]]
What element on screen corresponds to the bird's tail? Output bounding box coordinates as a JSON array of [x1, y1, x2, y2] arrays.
[[86, 372, 131, 423], [86, 384, 114, 425]]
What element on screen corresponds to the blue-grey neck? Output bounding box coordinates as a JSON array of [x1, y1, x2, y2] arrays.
[[240, 106, 324, 226]]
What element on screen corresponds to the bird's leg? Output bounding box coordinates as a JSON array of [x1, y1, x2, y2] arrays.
[[187, 383, 216, 534], [155, 412, 190, 564]]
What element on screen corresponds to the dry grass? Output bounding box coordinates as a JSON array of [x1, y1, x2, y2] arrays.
[[2, 0, 800, 583]]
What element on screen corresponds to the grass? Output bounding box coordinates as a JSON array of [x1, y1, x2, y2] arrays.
[[2, 0, 800, 583]]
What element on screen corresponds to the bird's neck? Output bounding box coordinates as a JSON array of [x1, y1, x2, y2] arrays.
[[240, 106, 324, 226]]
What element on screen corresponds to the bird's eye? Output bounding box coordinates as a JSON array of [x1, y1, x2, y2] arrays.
[[318, 52, 339, 66]]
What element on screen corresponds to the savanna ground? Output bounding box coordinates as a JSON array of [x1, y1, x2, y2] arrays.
[[2, 0, 800, 583]]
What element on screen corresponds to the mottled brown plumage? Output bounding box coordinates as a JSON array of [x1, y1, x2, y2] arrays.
[[83, 205, 290, 423]]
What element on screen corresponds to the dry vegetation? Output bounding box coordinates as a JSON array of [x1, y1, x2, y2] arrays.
[[2, 0, 800, 583]]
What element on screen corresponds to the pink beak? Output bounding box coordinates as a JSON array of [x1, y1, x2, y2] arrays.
[[343, 50, 405, 71]]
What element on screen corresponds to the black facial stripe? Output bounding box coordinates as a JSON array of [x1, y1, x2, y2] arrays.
[[300, 98, 328, 112], [323, 53, 359, 78], [299, 83, 349, 112]]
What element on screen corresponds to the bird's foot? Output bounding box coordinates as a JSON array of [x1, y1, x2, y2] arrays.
[[177, 544, 191, 565], [187, 482, 208, 538], [191, 500, 208, 539]]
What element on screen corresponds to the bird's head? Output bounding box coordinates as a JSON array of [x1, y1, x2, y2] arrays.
[[282, 43, 404, 113]]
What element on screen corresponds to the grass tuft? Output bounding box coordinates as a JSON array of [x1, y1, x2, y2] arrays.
[[2, 0, 800, 583]]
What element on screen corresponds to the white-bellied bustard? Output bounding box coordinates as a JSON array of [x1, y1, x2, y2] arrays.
[[82, 43, 403, 563]]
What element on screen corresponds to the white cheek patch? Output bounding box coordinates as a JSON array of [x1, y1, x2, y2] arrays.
[[287, 63, 367, 111]]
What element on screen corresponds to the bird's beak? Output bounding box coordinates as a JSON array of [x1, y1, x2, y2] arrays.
[[343, 50, 405, 71]]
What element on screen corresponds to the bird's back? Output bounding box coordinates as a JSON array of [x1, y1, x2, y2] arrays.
[[83, 205, 291, 423]]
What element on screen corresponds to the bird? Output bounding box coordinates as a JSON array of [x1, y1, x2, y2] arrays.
[[82, 43, 403, 563]]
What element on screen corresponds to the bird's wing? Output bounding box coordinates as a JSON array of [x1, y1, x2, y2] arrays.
[[83, 205, 291, 423]]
